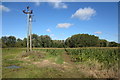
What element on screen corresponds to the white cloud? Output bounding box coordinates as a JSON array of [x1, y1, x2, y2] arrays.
[[46, 28, 51, 32], [46, 0, 61, 2], [31, 0, 40, 6], [0, 5, 10, 12], [95, 31, 102, 34], [71, 7, 96, 20], [32, 0, 67, 8], [51, 2, 67, 9], [48, 0, 67, 9], [56, 23, 73, 28]]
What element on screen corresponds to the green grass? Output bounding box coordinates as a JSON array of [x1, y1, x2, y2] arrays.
[[2, 48, 67, 78], [55, 55, 64, 64], [3, 60, 24, 67], [3, 64, 62, 78], [2, 48, 25, 59]]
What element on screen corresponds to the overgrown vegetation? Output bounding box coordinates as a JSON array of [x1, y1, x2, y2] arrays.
[[1, 34, 119, 48], [66, 48, 119, 69], [2, 48, 118, 78]]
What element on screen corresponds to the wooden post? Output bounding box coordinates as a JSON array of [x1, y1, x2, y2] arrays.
[[23, 6, 33, 52]]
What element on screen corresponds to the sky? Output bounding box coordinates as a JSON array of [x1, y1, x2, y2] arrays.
[[1, 2, 118, 42]]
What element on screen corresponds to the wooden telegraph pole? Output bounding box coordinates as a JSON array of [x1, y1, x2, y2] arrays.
[[23, 6, 33, 52]]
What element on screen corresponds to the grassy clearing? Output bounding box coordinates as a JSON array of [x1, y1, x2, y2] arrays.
[[2, 47, 119, 78]]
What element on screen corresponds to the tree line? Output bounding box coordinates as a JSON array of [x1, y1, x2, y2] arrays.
[[1, 34, 119, 48]]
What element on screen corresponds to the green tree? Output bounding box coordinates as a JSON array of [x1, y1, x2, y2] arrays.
[[1, 36, 8, 48], [15, 38, 24, 47], [2, 36, 16, 47], [32, 34, 39, 47], [98, 39, 108, 47], [7, 36, 16, 47], [65, 37, 71, 48], [39, 35, 52, 48], [22, 38, 27, 47], [65, 34, 99, 47], [52, 40, 64, 48], [108, 41, 118, 47]]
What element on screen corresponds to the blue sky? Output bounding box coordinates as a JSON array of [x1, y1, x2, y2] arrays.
[[1, 2, 118, 42]]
